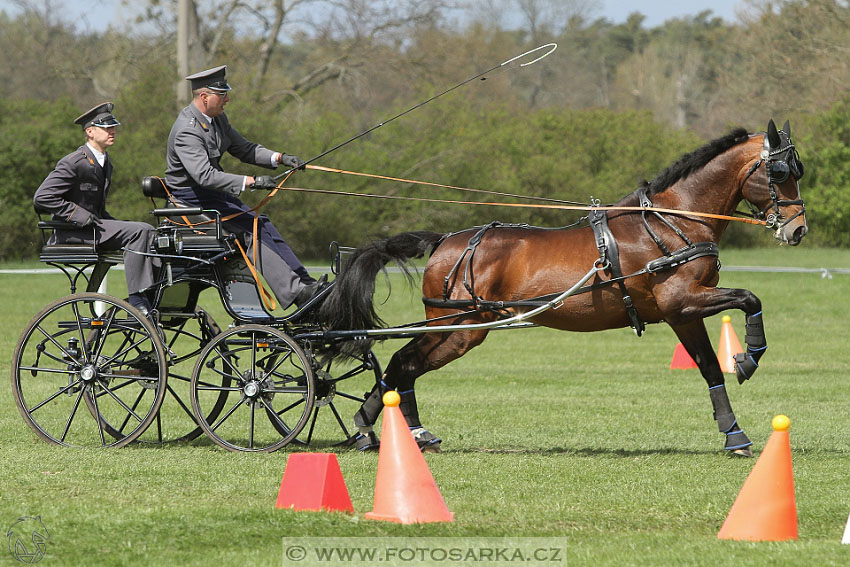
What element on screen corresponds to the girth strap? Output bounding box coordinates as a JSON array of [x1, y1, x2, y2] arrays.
[[588, 208, 645, 336], [441, 221, 501, 304]]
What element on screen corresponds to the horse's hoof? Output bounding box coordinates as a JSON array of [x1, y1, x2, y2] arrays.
[[729, 447, 753, 458], [413, 430, 442, 453], [352, 431, 380, 451]]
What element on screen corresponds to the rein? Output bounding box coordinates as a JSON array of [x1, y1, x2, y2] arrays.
[[273, 165, 769, 226]]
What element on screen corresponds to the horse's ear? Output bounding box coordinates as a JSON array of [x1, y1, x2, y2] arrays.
[[767, 119, 781, 149], [782, 120, 791, 138]]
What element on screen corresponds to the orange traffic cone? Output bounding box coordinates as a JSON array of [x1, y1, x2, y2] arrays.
[[365, 391, 454, 524], [717, 315, 744, 374], [717, 415, 797, 541], [670, 342, 698, 369], [276, 453, 353, 513]]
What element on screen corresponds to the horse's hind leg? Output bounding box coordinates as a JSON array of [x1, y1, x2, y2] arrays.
[[672, 320, 753, 457], [352, 328, 488, 452]]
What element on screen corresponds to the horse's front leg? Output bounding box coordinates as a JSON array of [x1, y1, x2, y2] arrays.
[[670, 286, 766, 384], [671, 320, 753, 457]]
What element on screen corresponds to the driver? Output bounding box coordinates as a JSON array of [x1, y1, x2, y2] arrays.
[[165, 65, 324, 310]]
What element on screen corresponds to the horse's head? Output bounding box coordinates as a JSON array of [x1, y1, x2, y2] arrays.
[[742, 119, 808, 245]]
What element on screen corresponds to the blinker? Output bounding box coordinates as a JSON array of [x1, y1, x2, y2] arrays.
[[768, 160, 791, 183]]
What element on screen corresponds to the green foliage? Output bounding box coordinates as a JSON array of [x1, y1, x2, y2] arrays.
[[4, 2, 850, 259], [0, 97, 80, 260], [110, 61, 179, 222], [796, 96, 850, 247]]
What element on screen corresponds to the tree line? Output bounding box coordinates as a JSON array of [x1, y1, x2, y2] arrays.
[[2, 0, 850, 261]]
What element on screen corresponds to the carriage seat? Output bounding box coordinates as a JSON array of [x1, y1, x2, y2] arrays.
[[35, 209, 124, 266], [142, 176, 231, 255], [35, 205, 124, 293], [142, 176, 275, 322]]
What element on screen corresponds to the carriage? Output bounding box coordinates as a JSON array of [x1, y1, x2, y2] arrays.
[[11, 176, 387, 452], [11, 119, 808, 456]]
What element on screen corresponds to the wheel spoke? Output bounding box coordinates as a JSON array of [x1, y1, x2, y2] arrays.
[[259, 397, 293, 435], [249, 402, 256, 449], [166, 383, 198, 421], [209, 395, 248, 432], [28, 379, 83, 413], [260, 348, 294, 377], [328, 402, 350, 437], [93, 381, 144, 424], [60, 387, 87, 443], [88, 384, 108, 446], [91, 308, 118, 362], [35, 324, 77, 363]]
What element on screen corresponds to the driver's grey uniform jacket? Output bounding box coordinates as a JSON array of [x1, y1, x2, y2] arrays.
[[33, 145, 157, 294], [164, 104, 310, 308]]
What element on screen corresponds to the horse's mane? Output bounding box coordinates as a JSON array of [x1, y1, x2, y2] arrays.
[[647, 128, 750, 195]]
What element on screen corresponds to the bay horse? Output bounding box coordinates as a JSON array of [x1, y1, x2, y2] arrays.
[[319, 119, 808, 456]]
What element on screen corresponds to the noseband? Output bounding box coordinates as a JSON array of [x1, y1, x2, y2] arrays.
[[739, 131, 805, 229]]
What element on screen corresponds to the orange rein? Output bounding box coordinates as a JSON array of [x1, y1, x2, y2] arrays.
[[286, 165, 768, 226]]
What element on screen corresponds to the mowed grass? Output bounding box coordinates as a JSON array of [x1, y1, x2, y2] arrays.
[[1, 248, 850, 566]]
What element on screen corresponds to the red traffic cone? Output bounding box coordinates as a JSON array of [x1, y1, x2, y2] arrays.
[[717, 415, 797, 541], [717, 315, 744, 374], [275, 453, 353, 513], [365, 391, 454, 524], [670, 342, 698, 369]]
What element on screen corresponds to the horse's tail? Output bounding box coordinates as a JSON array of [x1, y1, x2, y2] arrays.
[[319, 231, 444, 332]]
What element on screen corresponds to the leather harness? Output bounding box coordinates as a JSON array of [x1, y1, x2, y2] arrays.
[[422, 186, 720, 335]]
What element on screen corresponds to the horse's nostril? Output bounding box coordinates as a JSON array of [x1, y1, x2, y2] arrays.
[[791, 225, 807, 245]]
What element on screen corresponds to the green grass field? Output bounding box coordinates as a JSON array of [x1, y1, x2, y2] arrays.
[[2, 248, 850, 566]]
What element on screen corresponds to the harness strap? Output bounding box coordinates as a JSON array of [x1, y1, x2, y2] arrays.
[[637, 185, 694, 252], [588, 208, 645, 336], [234, 239, 277, 312], [441, 222, 532, 304], [645, 242, 718, 273]]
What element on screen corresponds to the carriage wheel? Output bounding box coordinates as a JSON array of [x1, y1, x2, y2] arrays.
[[190, 325, 314, 452], [105, 309, 229, 444], [294, 349, 382, 447], [11, 293, 167, 448]]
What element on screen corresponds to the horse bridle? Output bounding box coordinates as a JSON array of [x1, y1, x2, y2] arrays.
[[739, 131, 805, 229]]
